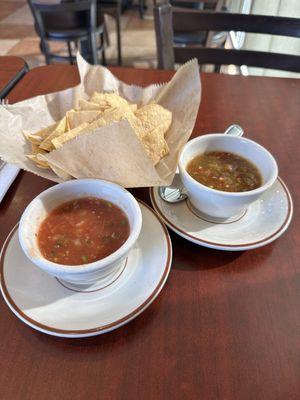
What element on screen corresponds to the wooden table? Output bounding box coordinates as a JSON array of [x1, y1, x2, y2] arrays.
[[0, 56, 28, 99], [1, 65, 300, 400]]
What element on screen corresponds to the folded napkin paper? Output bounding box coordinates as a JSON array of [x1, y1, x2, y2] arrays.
[[0, 163, 20, 203]]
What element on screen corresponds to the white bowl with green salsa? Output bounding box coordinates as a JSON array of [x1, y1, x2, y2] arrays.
[[179, 134, 278, 220]]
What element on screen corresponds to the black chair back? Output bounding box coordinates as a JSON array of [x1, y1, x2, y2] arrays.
[[28, 0, 97, 38], [27, 0, 101, 64], [154, 3, 300, 72]]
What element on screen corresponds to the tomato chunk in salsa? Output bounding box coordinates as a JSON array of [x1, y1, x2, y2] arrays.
[[37, 197, 130, 265]]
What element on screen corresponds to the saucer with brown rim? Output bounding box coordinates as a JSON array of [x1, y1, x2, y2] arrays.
[[0, 201, 172, 338], [150, 176, 293, 251]]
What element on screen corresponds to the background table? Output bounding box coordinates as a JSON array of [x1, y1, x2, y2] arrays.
[[1, 65, 300, 400], [0, 56, 28, 99]]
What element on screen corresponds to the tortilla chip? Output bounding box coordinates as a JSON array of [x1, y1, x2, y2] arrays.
[[23, 131, 43, 145], [77, 99, 100, 111], [89, 104, 170, 164], [65, 112, 72, 131], [30, 152, 72, 179], [135, 103, 172, 136], [39, 117, 67, 151], [25, 91, 172, 171], [26, 154, 49, 169], [51, 122, 90, 149], [129, 117, 169, 165], [23, 122, 58, 145], [80, 106, 134, 137], [25, 142, 49, 169], [30, 143, 47, 155], [90, 92, 129, 110], [129, 104, 138, 112], [66, 110, 100, 130], [51, 105, 136, 151], [49, 163, 73, 180], [143, 127, 169, 161]]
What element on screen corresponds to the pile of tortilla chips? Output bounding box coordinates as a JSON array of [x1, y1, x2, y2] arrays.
[[24, 92, 172, 171]]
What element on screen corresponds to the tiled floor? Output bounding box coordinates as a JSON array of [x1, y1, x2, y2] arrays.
[[0, 0, 156, 69]]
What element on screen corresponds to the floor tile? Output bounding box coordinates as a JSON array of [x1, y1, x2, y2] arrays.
[[119, 45, 156, 68], [0, 23, 37, 39], [105, 13, 131, 31], [1, 4, 34, 25], [121, 44, 155, 59], [110, 29, 155, 47], [0, 2, 24, 22], [0, 39, 19, 55], [6, 38, 40, 56], [127, 16, 154, 30], [7, 38, 66, 56]]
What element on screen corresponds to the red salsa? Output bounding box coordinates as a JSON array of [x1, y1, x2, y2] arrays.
[[37, 197, 130, 265]]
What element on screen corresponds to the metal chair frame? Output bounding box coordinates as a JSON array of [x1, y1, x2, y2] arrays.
[[28, 0, 104, 65]]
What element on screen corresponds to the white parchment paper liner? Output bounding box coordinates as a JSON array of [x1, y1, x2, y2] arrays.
[[0, 53, 201, 187]]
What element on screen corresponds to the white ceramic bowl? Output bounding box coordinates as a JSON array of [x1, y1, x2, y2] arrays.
[[179, 134, 278, 220], [18, 179, 142, 287]]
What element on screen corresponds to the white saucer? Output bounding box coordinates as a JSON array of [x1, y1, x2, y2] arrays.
[[150, 177, 293, 251], [0, 201, 172, 338]]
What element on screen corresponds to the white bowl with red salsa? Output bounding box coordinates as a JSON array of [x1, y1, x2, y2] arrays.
[[18, 179, 142, 287]]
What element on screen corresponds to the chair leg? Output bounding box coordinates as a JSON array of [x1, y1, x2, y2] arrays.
[[67, 42, 74, 65], [67, 42, 74, 64], [139, 0, 144, 19], [116, 10, 122, 65], [101, 33, 106, 65], [89, 34, 98, 65], [40, 40, 51, 64]]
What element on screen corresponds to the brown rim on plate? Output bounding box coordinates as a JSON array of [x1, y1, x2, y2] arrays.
[[0, 200, 172, 336], [150, 177, 292, 249]]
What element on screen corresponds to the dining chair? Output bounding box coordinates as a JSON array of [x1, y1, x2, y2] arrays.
[[27, 0, 105, 65], [169, 0, 227, 49], [154, 3, 300, 72]]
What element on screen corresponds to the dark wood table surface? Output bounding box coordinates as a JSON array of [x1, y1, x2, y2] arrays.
[[0, 56, 28, 99], [1, 65, 299, 400]]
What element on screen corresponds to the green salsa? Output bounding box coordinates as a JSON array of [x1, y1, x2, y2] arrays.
[[186, 151, 262, 192]]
